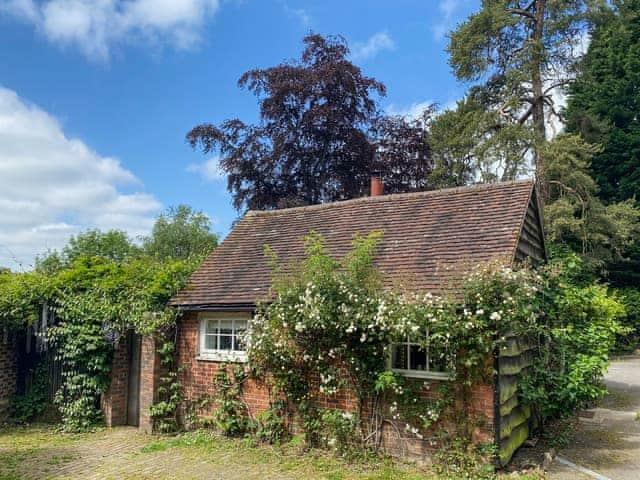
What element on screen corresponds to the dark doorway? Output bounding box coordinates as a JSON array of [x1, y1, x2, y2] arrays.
[[126, 333, 142, 426]]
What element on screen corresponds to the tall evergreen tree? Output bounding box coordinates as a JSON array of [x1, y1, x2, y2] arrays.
[[565, 0, 640, 202], [443, 0, 592, 186]]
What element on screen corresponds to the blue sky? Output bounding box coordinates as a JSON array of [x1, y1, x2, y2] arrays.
[[0, 0, 478, 269]]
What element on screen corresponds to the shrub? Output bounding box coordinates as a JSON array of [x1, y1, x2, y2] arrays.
[[319, 408, 360, 455], [612, 288, 640, 353], [211, 363, 251, 437], [10, 362, 50, 424], [254, 400, 287, 444], [520, 255, 626, 425]]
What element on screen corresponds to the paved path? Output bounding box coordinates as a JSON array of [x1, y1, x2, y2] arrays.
[[548, 357, 640, 480], [0, 428, 305, 480]]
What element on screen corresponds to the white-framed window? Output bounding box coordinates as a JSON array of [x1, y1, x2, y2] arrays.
[[198, 314, 248, 362], [389, 334, 451, 380]]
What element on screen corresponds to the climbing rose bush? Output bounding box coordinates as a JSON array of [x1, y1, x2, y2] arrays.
[[245, 232, 624, 451], [246, 232, 544, 448]]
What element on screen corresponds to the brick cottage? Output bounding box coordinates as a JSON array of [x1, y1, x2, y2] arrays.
[[171, 179, 547, 465]]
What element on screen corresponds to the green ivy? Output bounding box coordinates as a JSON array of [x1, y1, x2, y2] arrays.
[[149, 340, 185, 433], [211, 363, 251, 437], [0, 255, 201, 432], [10, 362, 50, 424], [253, 400, 287, 444]]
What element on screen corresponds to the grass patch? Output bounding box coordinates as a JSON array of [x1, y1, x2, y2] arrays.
[[136, 430, 432, 479], [0, 426, 543, 480], [137, 430, 542, 480]]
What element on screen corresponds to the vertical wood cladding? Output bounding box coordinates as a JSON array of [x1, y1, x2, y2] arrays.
[[496, 334, 536, 466], [514, 190, 546, 265]]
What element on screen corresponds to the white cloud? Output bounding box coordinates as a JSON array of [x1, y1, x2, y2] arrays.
[[0, 0, 221, 60], [433, 0, 462, 41], [352, 31, 395, 61], [187, 156, 225, 182], [387, 101, 434, 121], [0, 86, 161, 269], [280, 1, 310, 26]]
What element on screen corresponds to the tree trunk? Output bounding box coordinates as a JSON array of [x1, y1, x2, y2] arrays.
[[531, 0, 547, 181], [530, 0, 550, 202]]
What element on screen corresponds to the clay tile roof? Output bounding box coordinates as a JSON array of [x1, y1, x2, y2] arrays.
[[171, 180, 537, 308]]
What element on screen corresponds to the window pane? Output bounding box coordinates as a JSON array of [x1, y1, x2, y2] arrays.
[[429, 355, 448, 372], [204, 334, 217, 351], [391, 344, 408, 370], [205, 319, 219, 334], [233, 335, 244, 351], [234, 320, 247, 334], [219, 320, 233, 336], [219, 335, 232, 351], [409, 344, 427, 371]]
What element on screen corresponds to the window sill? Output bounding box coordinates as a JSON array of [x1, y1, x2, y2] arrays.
[[197, 352, 248, 363], [391, 369, 453, 381]]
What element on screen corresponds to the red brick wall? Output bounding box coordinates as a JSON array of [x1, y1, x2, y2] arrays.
[[175, 311, 496, 460], [177, 312, 270, 419], [101, 337, 129, 427], [139, 335, 163, 433], [0, 333, 17, 421]]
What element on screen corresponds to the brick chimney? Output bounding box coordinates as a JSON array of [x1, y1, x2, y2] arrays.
[[370, 172, 384, 197]]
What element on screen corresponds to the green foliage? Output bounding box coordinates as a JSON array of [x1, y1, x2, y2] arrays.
[[432, 438, 496, 480], [429, 85, 535, 184], [542, 134, 640, 273], [0, 200, 211, 433], [211, 363, 251, 437], [520, 255, 626, 425], [374, 372, 452, 432], [48, 295, 113, 431], [0, 270, 50, 330], [35, 229, 139, 273], [0, 253, 202, 431], [253, 400, 287, 444], [249, 232, 572, 466], [248, 231, 398, 447], [64, 230, 138, 265], [612, 287, 640, 353], [445, 0, 591, 177], [143, 205, 218, 261], [565, 0, 640, 203], [10, 362, 50, 424], [318, 409, 360, 457], [246, 230, 624, 469], [149, 341, 185, 433]]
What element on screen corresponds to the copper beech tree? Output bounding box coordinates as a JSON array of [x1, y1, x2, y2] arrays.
[[187, 34, 435, 212]]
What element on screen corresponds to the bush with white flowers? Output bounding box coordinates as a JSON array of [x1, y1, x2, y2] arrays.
[[245, 232, 624, 455]]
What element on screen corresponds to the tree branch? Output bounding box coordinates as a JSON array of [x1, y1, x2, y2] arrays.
[[509, 8, 536, 20], [543, 80, 571, 95], [518, 104, 534, 125]]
